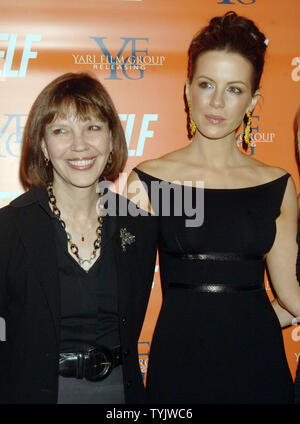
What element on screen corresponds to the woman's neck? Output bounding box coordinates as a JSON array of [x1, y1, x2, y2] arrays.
[[189, 131, 245, 169], [51, 179, 99, 222]]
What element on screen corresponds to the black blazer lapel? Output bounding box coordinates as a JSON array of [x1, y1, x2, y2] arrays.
[[114, 210, 159, 331], [96, 189, 118, 256], [14, 204, 60, 341]]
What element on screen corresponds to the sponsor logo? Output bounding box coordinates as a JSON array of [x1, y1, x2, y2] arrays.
[[236, 115, 275, 156], [120, 113, 158, 156], [291, 317, 300, 342], [72, 37, 166, 80], [0, 114, 27, 157], [0, 34, 42, 78], [138, 341, 150, 380]]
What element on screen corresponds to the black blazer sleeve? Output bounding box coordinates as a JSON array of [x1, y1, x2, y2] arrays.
[[0, 206, 16, 318], [116, 208, 159, 336], [0, 206, 18, 402], [114, 197, 159, 403]]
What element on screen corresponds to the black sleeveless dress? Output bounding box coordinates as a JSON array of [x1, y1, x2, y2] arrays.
[[134, 168, 294, 404]]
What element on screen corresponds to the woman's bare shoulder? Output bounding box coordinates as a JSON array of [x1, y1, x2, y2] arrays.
[[246, 157, 288, 182], [135, 150, 184, 179]]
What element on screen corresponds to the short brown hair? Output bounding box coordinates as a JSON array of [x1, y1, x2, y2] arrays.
[[20, 72, 128, 189]]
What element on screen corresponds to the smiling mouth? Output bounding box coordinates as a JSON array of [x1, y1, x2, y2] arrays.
[[67, 157, 96, 169]]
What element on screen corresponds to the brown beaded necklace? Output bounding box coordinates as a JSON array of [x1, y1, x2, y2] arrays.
[[46, 183, 103, 270]]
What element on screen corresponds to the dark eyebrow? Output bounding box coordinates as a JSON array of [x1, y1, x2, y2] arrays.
[[227, 80, 249, 88], [196, 75, 250, 88], [195, 75, 215, 82]]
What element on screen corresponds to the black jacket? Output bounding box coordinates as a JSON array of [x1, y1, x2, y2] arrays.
[[0, 186, 158, 404]]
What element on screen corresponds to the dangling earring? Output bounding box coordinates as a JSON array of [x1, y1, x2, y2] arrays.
[[44, 156, 50, 167], [188, 100, 196, 137], [106, 150, 113, 168], [243, 110, 252, 147]]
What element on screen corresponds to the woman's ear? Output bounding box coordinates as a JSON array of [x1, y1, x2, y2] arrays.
[[109, 131, 113, 152], [250, 89, 260, 113], [41, 139, 49, 159], [185, 80, 191, 103]]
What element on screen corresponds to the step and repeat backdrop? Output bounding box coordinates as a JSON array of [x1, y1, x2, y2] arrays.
[[1, 0, 299, 381]]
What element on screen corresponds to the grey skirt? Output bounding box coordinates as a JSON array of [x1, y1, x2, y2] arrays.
[[57, 365, 125, 404]]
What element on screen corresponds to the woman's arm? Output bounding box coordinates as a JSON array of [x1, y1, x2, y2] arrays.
[[124, 168, 154, 214], [271, 299, 295, 328], [267, 176, 300, 325]]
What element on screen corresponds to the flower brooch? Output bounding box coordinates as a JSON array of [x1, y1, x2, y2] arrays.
[[120, 227, 136, 252]]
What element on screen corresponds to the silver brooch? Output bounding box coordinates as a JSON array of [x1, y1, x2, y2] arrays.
[[120, 228, 136, 252]]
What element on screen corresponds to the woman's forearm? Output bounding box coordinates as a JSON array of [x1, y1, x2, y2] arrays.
[[272, 298, 295, 328]]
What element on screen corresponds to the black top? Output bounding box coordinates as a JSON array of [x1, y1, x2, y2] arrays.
[[38, 188, 120, 352]]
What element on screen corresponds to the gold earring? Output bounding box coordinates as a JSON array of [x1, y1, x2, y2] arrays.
[[106, 150, 113, 168], [243, 110, 252, 146], [188, 100, 196, 137]]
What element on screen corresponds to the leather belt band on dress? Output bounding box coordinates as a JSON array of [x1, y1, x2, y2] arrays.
[[169, 282, 264, 292], [58, 346, 122, 381], [180, 253, 264, 261]]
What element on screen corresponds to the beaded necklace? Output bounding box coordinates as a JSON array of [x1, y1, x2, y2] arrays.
[[46, 183, 103, 270]]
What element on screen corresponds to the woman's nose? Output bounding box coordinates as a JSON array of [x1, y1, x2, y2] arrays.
[[209, 89, 225, 109], [70, 131, 88, 151]]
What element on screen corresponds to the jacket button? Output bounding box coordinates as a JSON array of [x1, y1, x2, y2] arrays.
[[126, 380, 132, 388], [124, 349, 130, 357], [121, 316, 127, 324]]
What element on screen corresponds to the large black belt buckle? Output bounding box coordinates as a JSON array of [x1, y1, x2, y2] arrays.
[[85, 346, 113, 382]]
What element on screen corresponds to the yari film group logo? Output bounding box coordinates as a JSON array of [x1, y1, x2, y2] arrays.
[[73, 37, 165, 80]]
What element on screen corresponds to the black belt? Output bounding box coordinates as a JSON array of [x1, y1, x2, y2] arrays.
[[180, 253, 264, 261], [59, 346, 122, 381], [169, 282, 264, 292]]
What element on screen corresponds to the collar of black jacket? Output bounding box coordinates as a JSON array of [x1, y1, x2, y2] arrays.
[[10, 185, 121, 216], [10, 186, 48, 208], [9, 184, 147, 220], [10, 176, 108, 209]]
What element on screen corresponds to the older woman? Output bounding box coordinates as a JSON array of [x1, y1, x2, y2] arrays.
[[0, 73, 144, 404], [124, 12, 300, 403]]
